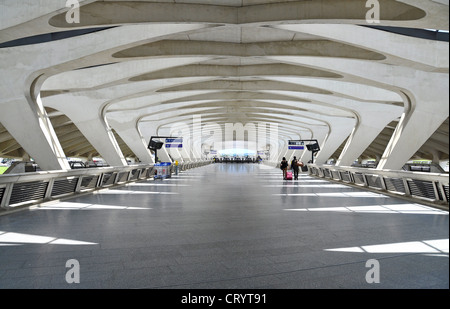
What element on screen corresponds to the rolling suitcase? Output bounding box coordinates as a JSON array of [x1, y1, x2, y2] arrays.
[[286, 171, 293, 180]]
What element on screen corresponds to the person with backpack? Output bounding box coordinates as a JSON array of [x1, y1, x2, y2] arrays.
[[280, 157, 288, 179], [291, 156, 300, 180]]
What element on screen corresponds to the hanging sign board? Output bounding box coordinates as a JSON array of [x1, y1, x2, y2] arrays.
[[288, 140, 304, 150], [165, 138, 183, 148]]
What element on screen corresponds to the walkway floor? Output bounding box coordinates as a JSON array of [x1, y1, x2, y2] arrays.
[[0, 164, 448, 289]]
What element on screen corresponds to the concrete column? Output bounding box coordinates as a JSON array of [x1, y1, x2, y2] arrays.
[[108, 119, 154, 164], [138, 121, 173, 163], [285, 149, 295, 162], [269, 55, 448, 169], [336, 104, 403, 167], [314, 118, 356, 164], [277, 144, 289, 162], [377, 83, 449, 170], [0, 97, 70, 170], [42, 94, 128, 167], [0, 23, 209, 170], [166, 147, 181, 162], [156, 147, 173, 163], [73, 117, 128, 167], [191, 140, 203, 161], [179, 141, 192, 162], [301, 126, 328, 163]]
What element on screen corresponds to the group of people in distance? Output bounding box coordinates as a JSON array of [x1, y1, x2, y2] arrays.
[[280, 156, 304, 180]]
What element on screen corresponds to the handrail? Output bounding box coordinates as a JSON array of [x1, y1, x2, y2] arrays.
[[308, 164, 449, 207], [0, 160, 212, 210]]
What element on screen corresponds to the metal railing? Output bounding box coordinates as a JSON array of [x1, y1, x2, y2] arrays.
[[308, 164, 449, 207], [0, 160, 211, 210]]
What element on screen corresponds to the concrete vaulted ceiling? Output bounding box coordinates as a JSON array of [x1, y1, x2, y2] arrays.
[[0, 0, 448, 171]]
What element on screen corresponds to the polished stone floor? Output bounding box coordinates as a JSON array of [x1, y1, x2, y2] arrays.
[[0, 163, 448, 289]]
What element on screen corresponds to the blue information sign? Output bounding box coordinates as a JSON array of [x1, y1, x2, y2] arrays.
[[288, 140, 304, 150], [165, 138, 183, 148]]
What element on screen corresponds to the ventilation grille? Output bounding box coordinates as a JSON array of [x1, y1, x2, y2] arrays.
[[443, 185, 449, 202], [51, 178, 78, 197], [101, 172, 116, 187], [137, 169, 145, 179], [80, 176, 99, 190], [331, 170, 340, 180], [366, 175, 382, 189], [0, 187, 5, 205], [323, 169, 331, 178], [9, 181, 48, 205], [129, 169, 139, 181], [142, 168, 148, 178], [146, 168, 156, 178], [407, 179, 436, 200], [117, 172, 129, 183], [384, 177, 405, 194], [340, 171, 351, 182], [353, 173, 365, 185]]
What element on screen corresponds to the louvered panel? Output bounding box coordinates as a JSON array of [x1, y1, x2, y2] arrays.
[[137, 168, 146, 179], [80, 176, 99, 190], [116, 172, 129, 183], [353, 173, 365, 185], [51, 178, 78, 197], [366, 175, 382, 189], [147, 167, 156, 178], [138, 168, 147, 179], [101, 172, 116, 187], [129, 169, 139, 181], [331, 170, 340, 180], [384, 177, 406, 194], [339, 171, 351, 182], [0, 187, 5, 205], [407, 179, 436, 200], [9, 181, 48, 205]]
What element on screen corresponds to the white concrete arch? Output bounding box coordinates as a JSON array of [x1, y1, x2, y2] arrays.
[[0, 0, 447, 171]]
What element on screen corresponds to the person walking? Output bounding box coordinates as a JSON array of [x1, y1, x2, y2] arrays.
[[291, 156, 300, 180], [280, 157, 288, 180]]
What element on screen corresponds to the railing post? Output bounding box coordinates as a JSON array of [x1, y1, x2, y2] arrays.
[[349, 171, 355, 184], [379, 176, 387, 191], [97, 173, 105, 188], [126, 171, 132, 182], [432, 181, 441, 202], [44, 178, 55, 199], [362, 173, 369, 187], [98, 172, 105, 188], [335, 169, 342, 181], [402, 178, 411, 197], [0, 183, 14, 209], [438, 182, 448, 203], [74, 176, 83, 193]]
